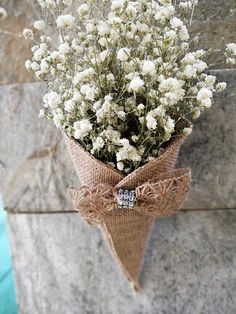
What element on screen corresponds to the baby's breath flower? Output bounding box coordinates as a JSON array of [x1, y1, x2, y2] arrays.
[[129, 76, 144, 92], [111, 0, 125, 13], [23, 28, 34, 40], [117, 48, 130, 61], [43, 91, 62, 109], [24, 0, 234, 173], [34, 20, 45, 31], [117, 162, 124, 171], [183, 126, 193, 136], [197, 88, 213, 108], [39, 109, 45, 118], [64, 100, 75, 112], [56, 15, 75, 28], [25, 60, 32, 71], [226, 43, 236, 56], [216, 82, 227, 92], [74, 119, 93, 140], [142, 60, 156, 76], [0, 7, 7, 21], [77, 4, 89, 18]]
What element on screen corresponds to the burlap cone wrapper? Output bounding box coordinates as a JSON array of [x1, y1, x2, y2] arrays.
[[65, 135, 191, 291]]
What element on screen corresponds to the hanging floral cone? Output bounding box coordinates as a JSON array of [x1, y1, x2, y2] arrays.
[[66, 135, 191, 290]]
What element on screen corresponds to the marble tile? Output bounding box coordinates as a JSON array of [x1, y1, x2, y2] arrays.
[[179, 69, 236, 209], [7, 209, 236, 314], [0, 83, 77, 213]]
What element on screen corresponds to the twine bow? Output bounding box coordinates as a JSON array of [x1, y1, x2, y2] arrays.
[[69, 168, 191, 224]]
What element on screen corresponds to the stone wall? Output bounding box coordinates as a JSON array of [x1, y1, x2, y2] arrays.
[[1, 1, 236, 313]]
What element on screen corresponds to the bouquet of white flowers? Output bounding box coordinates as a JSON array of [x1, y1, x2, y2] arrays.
[[24, 0, 236, 290]]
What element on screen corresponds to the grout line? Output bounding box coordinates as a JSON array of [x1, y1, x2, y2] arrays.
[[4, 207, 236, 215]]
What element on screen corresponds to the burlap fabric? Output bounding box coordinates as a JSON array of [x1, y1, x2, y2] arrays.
[[65, 135, 191, 291]]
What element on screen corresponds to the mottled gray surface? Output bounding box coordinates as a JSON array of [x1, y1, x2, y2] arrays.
[[0, 83, 77, 212], [7, 209, 236, 314], [1, 70, 236, 212], [179, 69, 236, 209]]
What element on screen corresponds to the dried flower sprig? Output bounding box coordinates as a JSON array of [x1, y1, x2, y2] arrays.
[[24, 0, 235, 173]]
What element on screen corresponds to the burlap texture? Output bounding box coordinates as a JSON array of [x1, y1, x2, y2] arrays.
[[65, 135, 191, 291]]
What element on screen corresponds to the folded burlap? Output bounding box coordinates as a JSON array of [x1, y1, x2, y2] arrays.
[[65, 135, 191, 291]]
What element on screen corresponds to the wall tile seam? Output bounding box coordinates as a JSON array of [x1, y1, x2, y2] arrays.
[[4, 207, 236, 215]]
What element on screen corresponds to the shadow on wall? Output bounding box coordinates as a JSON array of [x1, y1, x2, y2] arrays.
[[0, 196, 18, 314]]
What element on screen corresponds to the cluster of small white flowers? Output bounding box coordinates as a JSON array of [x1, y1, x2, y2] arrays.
[[0, 7, 7, 21], [226, 43, 236, 65], [24, 0, 233, 173], [37, 0, 72, 9]]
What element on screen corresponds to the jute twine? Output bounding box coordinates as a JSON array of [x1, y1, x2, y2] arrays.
[[65, 135, 191, 291]]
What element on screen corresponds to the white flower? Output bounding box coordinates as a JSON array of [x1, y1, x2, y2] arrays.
[[126, 4, 137, 17], [56, 15, 75, 29], [86, 22, 95, 33], [43, 91, 62, 109], [111, 0, 125, 12], [74, 68, 95, 84], [53, 108, 64, 127], [40, 59, 50, 73], [34, 48, 45, 61], [164, 30, 177, 41], [39, 109, 45, 118], [25, 60, 32, 71], [183, 65, 197, 79], [226, 58, 236, 65], [107, 73, 115, 81], [226, 43, 236, 56], [80, 84, 97, 101], [154, 6, 174, 23], [34, 20, 45, 31], [146, 114, 157, 130], [117, 162, 124, 171], [59, 43, 70, 54], [92, 137, 105, 151], [216, 82, 227, 92], [23, 28, 34, 40], [116, 140, 141, 162], [0, 7, 7, 21], [193, 110, 201, 119], [50, 51, 65, 64], [37, 0, 56, 8], [97, 22, 110, 36], [100, 49, 110, 62], [74, 119, 93, 139], [179, 26, 189, 41], [31, 62, 40, 71], [117, 48, 130, 62], [159, 78, 185, 105], [194, 60, 207, 72], [183, 126, 193, 136], [129, 76, 144, 92], [164, 116, 175, 134], [63, 0, 73, 5], [64, 100, 75, 112], [197, 88, 213, 108], [77, 4, 89, 17], [205, 75, 216, 86], [142, 60, 156, 76], [171, 17, 183, 29], [137, 103, 145, 111], [131, 135, 139, 142]]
